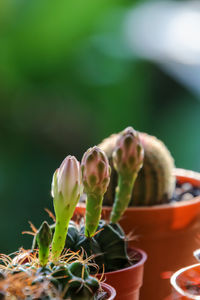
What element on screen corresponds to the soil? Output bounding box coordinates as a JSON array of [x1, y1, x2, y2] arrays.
[[185, 281, 200, 296], [171, 182, 200, 203]]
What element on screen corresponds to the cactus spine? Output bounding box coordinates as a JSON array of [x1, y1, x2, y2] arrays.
[[99, 129, 176, 206]]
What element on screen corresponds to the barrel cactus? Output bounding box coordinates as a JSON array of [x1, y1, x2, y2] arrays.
[[0, 248, 102, 300], [99, 127, 176, 206], [0, 208, 102, 299], [64, 219, 131, 273]]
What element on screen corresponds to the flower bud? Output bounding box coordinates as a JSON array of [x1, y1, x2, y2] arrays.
[[113, 127, 144, 176], [37, 221, 52, 266], [81, 146, 111, 237], [81, 146, 110, 196], [110, 127, 144, 223], [51, 155, 82, 261], [51, 156, 82, 206]]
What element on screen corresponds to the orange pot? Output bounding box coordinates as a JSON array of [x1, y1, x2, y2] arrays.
[[170, 263, 200, 299], [75, 168, 200, 300], [97, 247, 147, 300], [100, 282, 116, 300]]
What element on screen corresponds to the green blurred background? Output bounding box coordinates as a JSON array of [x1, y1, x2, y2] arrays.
[[0, 0, 199, 253]]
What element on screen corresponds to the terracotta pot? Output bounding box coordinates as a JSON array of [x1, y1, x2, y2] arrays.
[[100, 282, 116, 300], [75, 168, 200, 300], [170, 263, 200, 299], [97, 247, 147, 300]]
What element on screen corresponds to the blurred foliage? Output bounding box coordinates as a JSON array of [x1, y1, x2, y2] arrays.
[[0, 0, 199, 253]]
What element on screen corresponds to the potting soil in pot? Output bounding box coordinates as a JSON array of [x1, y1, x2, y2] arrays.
[[170, 182, 200, 203]]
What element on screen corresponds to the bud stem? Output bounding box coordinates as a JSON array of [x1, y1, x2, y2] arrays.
[[110, 173, 137, 223], [52, 217, 70, 262], [39, 246, 50, 267], [85, 194, 104, 237]]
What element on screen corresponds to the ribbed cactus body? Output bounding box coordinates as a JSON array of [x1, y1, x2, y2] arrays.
[[52, 261, 99, 299], [65, 220, 130, 273], [0, 255, 100, 300], [99, 131, 176, 206]]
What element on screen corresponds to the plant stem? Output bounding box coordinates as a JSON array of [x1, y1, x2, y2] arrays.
[[85, 194, 103, 237], [110, 173, 137, 223], [51, 218, 70, 262]]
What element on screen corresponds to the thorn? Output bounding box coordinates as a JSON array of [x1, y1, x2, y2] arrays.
[[28, 221, 38, 233], [22, 231, 36, 236], [44, 208, 56, 222]]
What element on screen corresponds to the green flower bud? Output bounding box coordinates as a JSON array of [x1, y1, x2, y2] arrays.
[[110, 127, 144, 223], [81, 146, 110, 196], [113, 127, 144, 177], [36, 221, 52, 267], [81, 146, 110, 237]]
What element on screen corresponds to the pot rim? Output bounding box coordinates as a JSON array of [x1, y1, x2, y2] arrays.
[[170, 263, 200, 299], [102, 247, 147, 276], [100, 282, 116, 300]]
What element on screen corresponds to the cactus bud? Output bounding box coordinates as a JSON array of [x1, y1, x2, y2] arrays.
[[36, 221, 52, 267], [110, 127, 144, 223], [51, 156, 82, 262], [113, 127, 144, 177], [81, 146, 110, 237]]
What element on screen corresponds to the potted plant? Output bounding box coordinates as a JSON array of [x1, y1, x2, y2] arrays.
[[30, 150, 147, 300], [0, 156, 116, 300], [77, 126, 200, 300], [0, 225, 116, 300]]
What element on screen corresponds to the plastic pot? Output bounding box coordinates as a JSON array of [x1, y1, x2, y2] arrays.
[[75, 168, 200, 300], [170, 263, 200, 299], [100, 282, 116, 300], [102, 168, 200, 300], [98, 247, 147, 300]]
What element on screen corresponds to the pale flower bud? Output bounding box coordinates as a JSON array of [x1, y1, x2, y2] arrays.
[[51, 155, 82, 261], [51, 156, 82, 206]]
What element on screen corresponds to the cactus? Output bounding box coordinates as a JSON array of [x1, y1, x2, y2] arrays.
[[64, 219, 131, 273], [81, 146, 110, 237], [0, 249, 101, 300], [99, 128, 176, 206], [52, 261, 100, 300], [51, 155, 82, 262]]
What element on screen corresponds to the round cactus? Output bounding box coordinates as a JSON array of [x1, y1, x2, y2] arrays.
[[81, 146, 110, 237], [64, 220, 131, 273], [99, 128, 176, 206], [0, 249, 101, 300]]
